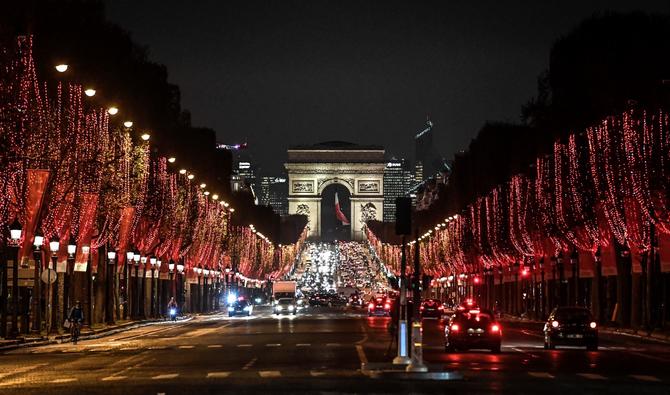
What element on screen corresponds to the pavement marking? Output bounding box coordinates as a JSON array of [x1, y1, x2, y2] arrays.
[[578, 373, 606, 380], [0, 363, 48, 381], [148, 346, 167, 350], [237, 344, 253, 347], [296, 343, 311, 347], [152, 373, 179, 380], [326, 343, 341, 347], [207, 344, 223, 348], [259, 370, 282, 378], [178, 345, 195, 349], [356, 344, 368, 364], [628, 351, 670, 363], [266, 343, 281, 347], [242, 357, 258, 370], [310, 370, 327, 377], [630, 374, 661, 382], [528, 372, 555, 379], [50, 378, 78, 383], [120, 347, 136, 351], [207, 372, 232, 378], [101, 375, 128, 381]]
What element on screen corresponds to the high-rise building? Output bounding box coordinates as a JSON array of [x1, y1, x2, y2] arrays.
[[231, 152, 259, 202], [259, 176, 288, 215], [383, 158, 414, 222], [414, 119, 442, 181]]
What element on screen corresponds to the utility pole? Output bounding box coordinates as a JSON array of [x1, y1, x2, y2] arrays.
[[407, 227, 427, 372]]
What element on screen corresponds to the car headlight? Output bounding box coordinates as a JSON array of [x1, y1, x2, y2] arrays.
[[243, 306, 251, 311], [276, 305, 283, 310], [227, 306, 235, 312], [288, 305, 295, 311], [255, 297, 262, 304]]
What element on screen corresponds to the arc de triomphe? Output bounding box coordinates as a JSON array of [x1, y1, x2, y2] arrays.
[[285, 141, 385, 240]]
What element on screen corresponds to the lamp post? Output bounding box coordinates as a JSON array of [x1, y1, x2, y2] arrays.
[[47, 236, 60, 334], [155, 260, 162, 317], [150, 257, 157, 317], [203, 269, 210, 313], [106, 249, 116, 325], [139, 256, 147, 318], [65, 236, 76, 320], [31, 230, 44, 333], [196, 267, 202, 313], [132, 252, 140, 319], [168, 260, 175, 301], [8, 220, 22, 338], [224, 265, 231, 304], [82, 244, 92, 328], [176, 263, 184, 312], [124, 250, 134, 320]]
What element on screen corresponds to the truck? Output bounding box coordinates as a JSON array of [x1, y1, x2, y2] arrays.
[[272, 280, 299, 314]]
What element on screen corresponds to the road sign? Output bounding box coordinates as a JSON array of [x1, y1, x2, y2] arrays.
[[41, 268, 57, 284]]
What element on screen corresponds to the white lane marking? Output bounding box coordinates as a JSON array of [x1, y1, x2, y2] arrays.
[[296, 343, 311, 347], [310, 370, 327, 377], [119, 347, 136, 351], [207, 372, 231, 378], [266, 343, 281, 347], [528, 372, 555, 379], [326, 343, 341, 347], [101, 376, 127, 381], [259, 370, 281, 378], [356, 344, 368, 364], [237, 344, 252, 347], [578, 373, 606, 380], [207, 345, 222, 348], [630, 374, 661, 382], [178, 345, 195, 349], [50, 378, 78, 383], [242, 357, 258, 370], [148, 346, 167, 350], [152, 373, 179, 380], [0, 363, 48, 380]]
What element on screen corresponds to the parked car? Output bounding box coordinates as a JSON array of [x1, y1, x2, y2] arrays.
[[543, 306, 598, 350], [445, 308, 502, 353]]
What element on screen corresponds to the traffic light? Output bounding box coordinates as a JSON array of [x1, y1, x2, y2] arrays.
[[395, 197, 412, 235]]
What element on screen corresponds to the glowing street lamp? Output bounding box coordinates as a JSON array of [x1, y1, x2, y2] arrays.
[[179, 169, 187, 175], [199, 183, 206, 189], [140, 133, 150, 141], [168, 157, 176, 163], [33, 229, 44, 248], [67, 236, 77, 257], [187, 174, 194, 180], [107, 106, 119, 115], [123, 121, 133, 128], [212, 194, 219, 200], [49, 235, 60, 254], [84, 88, 96, 97], [9, 219, 22, 243], [55, 64, 68, 73]]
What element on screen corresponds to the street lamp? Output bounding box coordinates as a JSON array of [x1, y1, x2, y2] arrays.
[[141, 133, 150, 141], [7, 219, 22, 338], [84, 88, 96, 97], [31, 229, 44, 333], [149, 257, 157, 317], [107, 106, 119, 115], [176, 263, 184, 311], [168, 260, 175, 302], [106, 249, 116, 325], [123, 121, 133, 128], [55, 64, 68, 73]]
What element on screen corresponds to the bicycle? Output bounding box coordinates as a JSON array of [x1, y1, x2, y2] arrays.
[[70, 320, 81, 344]]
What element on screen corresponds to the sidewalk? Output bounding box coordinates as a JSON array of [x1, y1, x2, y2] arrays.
[[0, 315, 192, 351], [502, 313, 670, 343]]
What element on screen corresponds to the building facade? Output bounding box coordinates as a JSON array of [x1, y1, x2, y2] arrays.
[[383, 157, 414, 222], [259, 176, 288, 215]]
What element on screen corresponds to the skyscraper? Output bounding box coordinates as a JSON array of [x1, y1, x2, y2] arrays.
[[414, 119, 442, 181], [383, 157, 414, 222], [259, 176, 288, 215]]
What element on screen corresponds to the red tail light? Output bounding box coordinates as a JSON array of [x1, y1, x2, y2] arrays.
[[450, 324, 459, 332], [490, 324, 500, 333], [368, 303, 374, 310], [420, 306, 425, 311], [384, 303, 391, 310]]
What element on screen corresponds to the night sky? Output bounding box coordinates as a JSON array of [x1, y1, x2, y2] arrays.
[[104, 0, 669, 175]]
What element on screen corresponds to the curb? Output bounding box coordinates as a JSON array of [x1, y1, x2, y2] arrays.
[[0, 314, 196, 351], [501, 314, 670, 344]]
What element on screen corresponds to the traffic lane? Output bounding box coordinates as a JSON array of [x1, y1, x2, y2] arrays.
[[418, 317, 670, 382]]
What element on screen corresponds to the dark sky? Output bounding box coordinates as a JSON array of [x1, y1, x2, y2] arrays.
[[104, 0, 669, 175]]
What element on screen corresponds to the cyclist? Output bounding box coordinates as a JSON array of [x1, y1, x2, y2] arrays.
[[67, 301, 84, 344]]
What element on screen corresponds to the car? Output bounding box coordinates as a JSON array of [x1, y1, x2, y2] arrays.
[[348, 294, 364, 307], [368, 297, 391, 317], [274, 298, 297, 315], [420, 299, 443, 318], [228, 299, 252, 317], [543, 306, 598, 350], [445, 308, 502, 353]]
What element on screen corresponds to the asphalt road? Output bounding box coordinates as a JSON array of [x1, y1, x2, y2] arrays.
[[1, 306, 669, 394]]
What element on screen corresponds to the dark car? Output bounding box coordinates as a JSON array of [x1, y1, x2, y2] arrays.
[[348, 294, 364, 308], [420, 299, 443, 318], [309, 294, 328, 306], [445, 308, 502, 353], [368, 297, 391, 317], [228, 299, 252, 317], [543, 307, 598, 350]]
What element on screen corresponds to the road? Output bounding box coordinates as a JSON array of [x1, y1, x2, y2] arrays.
[[1, 307, 669, 394]]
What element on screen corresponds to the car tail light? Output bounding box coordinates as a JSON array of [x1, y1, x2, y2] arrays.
[[450, 324, 459, 332], [420, 306, 425, 311], [368, 303, 374, 310], [490, 324, 500, 333], [384, 303, 391, 310], [551, 320, 559, 328], [589, 321, 597, 329], [469, 309, 480, 314]]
